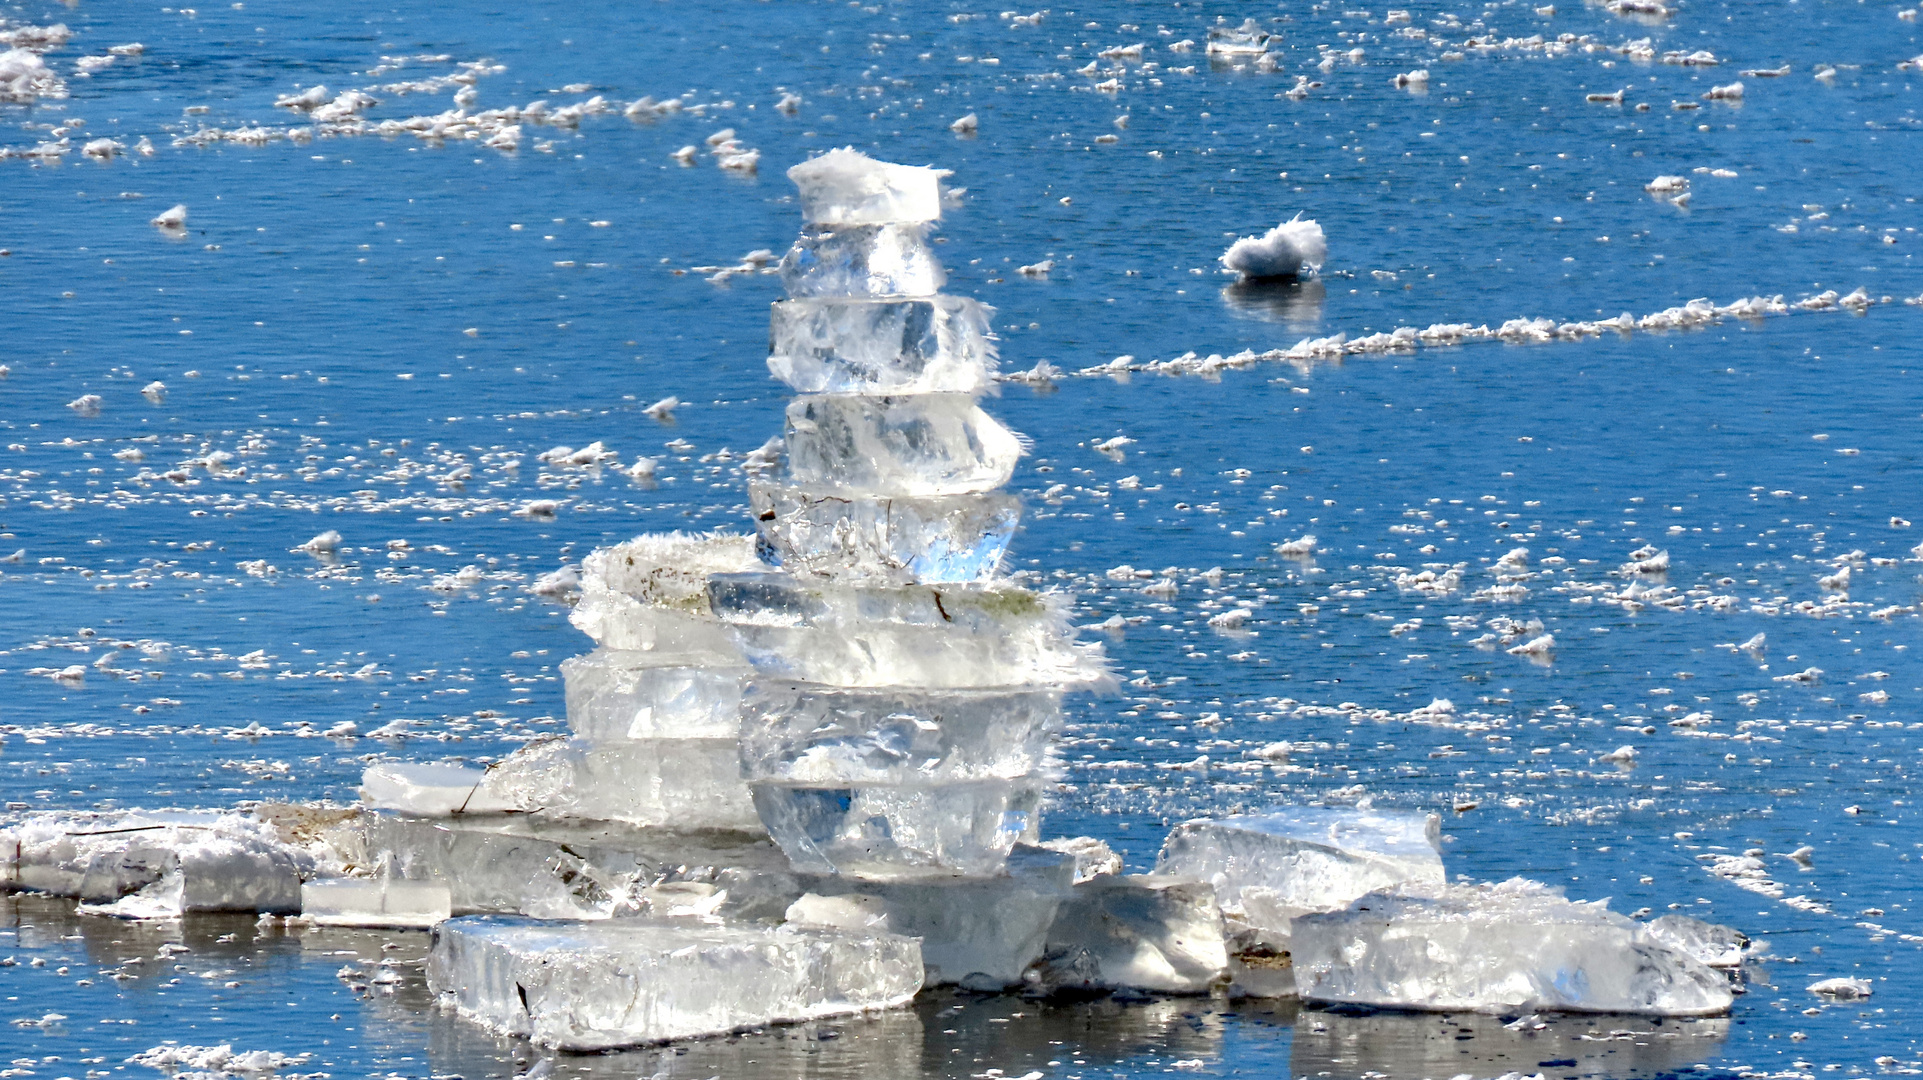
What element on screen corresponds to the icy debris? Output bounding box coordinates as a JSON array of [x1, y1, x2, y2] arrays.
[[950, 112, 979, 134], [1807, 976, 1872, 999], [481, 736, 760, 831], [295, 530, 342, 554], [783, 393, 1022, 497], [787, 147, 947, 226], [568, 531, 761, 653], [1703, 81, 1744, 100], [1206, 18, 1273, 55], [799, 845, 1073, 987], [1155, 807, 1444, 946], [1033, 874, 1230, 994], [1220, 216, 1327, 281], [2, 810, 309, 916], [1275, 534, 1317, 557], [0, 45, 64, 104], [1294, 879, 1734, 1016], [361, 761, 516, 816], [767, 296, 998, 395], [1393, 69, 1429, 89], [428, 915, 924, 1049], [151, 203, 188, 229], [128, 1045, 313, 1076], [1645, 913, 1750, 968], [301, 877, 452, 928]]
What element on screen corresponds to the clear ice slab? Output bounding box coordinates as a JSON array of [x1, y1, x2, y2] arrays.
[[796, 844, 1073, 988], [767, 296, 996, 395], [1291, 878, 1736, 1017], [301, 878, 452, 928], [708, 573, 1105, 688], [568, 532, 763, 655], [783, 393, 1022, 497], [739, 683, 1061, 786], [1155, 806, 1444, 940], [362, 762, 517, 816], [749, 482, 1020, 584], [1034, 874, 1231, 994], [483, 737, 760, 831], [786, 147, 946, 226], [428, 915, 924, 1049], [779, 223, 944, 298], [359, 811, 803, 920], [752, 778, 1044, 880], [562, 648, 750, 742]]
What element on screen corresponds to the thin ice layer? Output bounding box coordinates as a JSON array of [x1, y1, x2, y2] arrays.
[[786, 147, 945, 226], [779, 223, 945, 298], [798, 844, 1073, 988], [302, 878, 452, 928], [483, 738, 760, 831], [1035, 874, 1231, 994], [751, 778, 1044, 880], [360, 811, 802, 920], [739, 683, 1061, 785], [1, 810, 310, 913], [562, 648, 750, 742], [428, 915, 924, 1050], [1155, 806, 1444, 938], [749, 482, 1020, 584], [1291, 878, 1735, 1017], [784, 393, 1022, 497], [767, 296, 997, 395], [708, 573, 1105, 688]]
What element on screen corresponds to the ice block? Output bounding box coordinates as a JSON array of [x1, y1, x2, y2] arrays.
[[768, 296, 996, 395], [779, 223, 945, 298], [738, 682, 1061, 785], [784, 393, 1022, 497], [786, 147, 946, 226], [749, 482, 1020, 583], [562, 648, 750, 742], [752, 778, 1044, 879]]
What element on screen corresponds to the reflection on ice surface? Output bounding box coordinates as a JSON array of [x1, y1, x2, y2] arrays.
[[1220, 277, 1327, 330], [1291, 1005, 1732, 1080]]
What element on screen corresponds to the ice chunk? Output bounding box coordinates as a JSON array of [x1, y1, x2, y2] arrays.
[[750, 482, 1021, 583], [1, 810, 309, 913], [768, 296, 997, 395], [1155, 806, 1444, 940], [569, 532, 763, 653], [1206, 18, 1274, 55], [800, 844, 1072, 987], [1220, 216, 1327, 280], [740, 683, 1060, 785], [1037, 836, 1124, 882], [1034, 874, 1230, 994], [428, 915, 924, 1049], [569, 583, 743, 655], [709, 573, 1106, 688], [779, 223, 945, 298], [483, 737, 760, 831], [784, 393, 1022, 497], [361, 811, 802, 920], [1292, 879, 1735, 1016], [362, 761, 517, 816], [302, 877, 452, 928], [0, 47, 63, 104], [1646, 913, 1750, 968], [753, 778, 1044, 879], [562, 648, 750, 742], [787, 147, 946, 226]]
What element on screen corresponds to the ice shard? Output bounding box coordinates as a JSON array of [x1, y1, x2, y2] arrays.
[[427, 915, 925, 1049], [1291, 879, 1735, 1017]]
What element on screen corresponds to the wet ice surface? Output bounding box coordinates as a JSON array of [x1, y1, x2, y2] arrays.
[[2, 0, 1921, 1073]]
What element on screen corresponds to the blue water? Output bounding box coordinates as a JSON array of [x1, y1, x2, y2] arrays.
[[3, 0, 1922, 1074]]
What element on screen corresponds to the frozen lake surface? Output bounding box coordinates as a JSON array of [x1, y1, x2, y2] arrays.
[[2, 0, 1921, 1075]]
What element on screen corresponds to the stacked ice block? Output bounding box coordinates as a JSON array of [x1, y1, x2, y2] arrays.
[[733, 147, 1104, 879]]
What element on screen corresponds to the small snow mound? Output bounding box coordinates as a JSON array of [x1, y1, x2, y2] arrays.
[[1221, 215, 1327, 280]]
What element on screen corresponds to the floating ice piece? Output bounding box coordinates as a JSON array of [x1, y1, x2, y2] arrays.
[[428, 915, 923, 1049], [0, 47, 63, 104], [768, 296, 998, 395], [787, 147, 947, 225], [950, 112, 978, 134], [749, 482, 1020, 583], [276, 84, 332, 110], [483, 737, 760, 831], [800, 844, 1072, 986], [301, 877, 452, 928], [708, 573, 1105, 688], [740, 683, 1061, 786], [1155, 806, 1444, 941], [1506, 633, 1555, 657], [1645, 175, 1688, 194], [1293, 878, 1734, 1016], [562, 648, 750, 742], [1704, 81, 1744, 100], [779, 223, 945, 298], [129, 1046, 313, 1076], [754, 778, 1046, 879], [1393, 69, 1429, 89], [1276, 534, 1317, 557], [362, 761, 516, 816], [1807, 976, 1872, 999], [2, 810, 307, 914], [363, 811, 800, 920], [1034, 874, 1231, 994], [1597, 744, 1638, 765], [1646, 913, 1749, 968], [1206, 18, 1273, 55], [783, 393, 1022, 496], [1220, 216, 1327, 281]]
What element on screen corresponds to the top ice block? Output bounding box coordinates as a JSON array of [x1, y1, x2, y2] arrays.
[[787, 148, 947, 226]]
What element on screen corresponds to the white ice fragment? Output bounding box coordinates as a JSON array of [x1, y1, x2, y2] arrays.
[[775, 91, 803, 113], [1506, 633, 1555, 657], [151, 203, 188, 228], [1393, 69, 1429, 89], [1644, 176, 1688, 194], [1703, 81, 1744, 100], [1645, 913, 1749, 968], [1220, 216, 1327, 280], [1598, 745, 1638, 765], [785, 892, 892, 931], [2, 810, 309, 914], [275, 84, 331, 110], [1275, 534, 1317, 557], [82, 137, 123, 159], [1037, 836, 1124, 882], [787, 147, 947, 226], [950, 112, 979, 134], [301, 878, 451, 928], [1808, 976, 1872, 999], [130, 1046, 313, 1075], [0, 47, 63, 105], [67, 394, 102, 416], [1294, 878, 1733, 1016], [141, 380, 166, 401], [295, 529, 341, 554], [428, 916, 924, 1049], [642, 395, 678, 419]]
